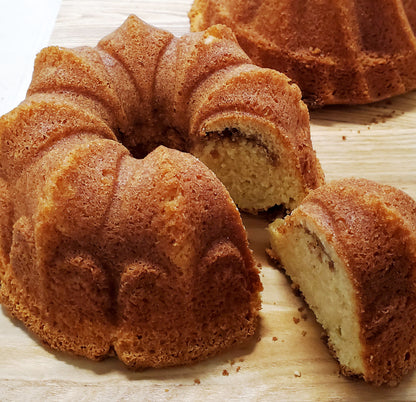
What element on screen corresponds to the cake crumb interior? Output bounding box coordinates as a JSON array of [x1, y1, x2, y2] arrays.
[[192, 128, 303, 212], [268, 218, 364, 375]]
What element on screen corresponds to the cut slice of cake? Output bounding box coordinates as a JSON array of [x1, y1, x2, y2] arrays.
[[268, 178, 416, 385]]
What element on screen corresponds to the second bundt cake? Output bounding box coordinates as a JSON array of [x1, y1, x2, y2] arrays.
[[0, 16, 269, 368], [268, 178, 416, 385], [190, 0, 416, 106]]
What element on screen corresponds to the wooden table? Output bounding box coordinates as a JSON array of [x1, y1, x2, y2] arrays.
[[2, 0, 416, 400]]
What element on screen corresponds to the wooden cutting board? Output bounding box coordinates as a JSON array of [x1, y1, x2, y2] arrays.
[[2, 0, 416, 399]]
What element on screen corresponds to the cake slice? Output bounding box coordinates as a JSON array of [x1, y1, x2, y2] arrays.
[[268, 178, 416, 385]]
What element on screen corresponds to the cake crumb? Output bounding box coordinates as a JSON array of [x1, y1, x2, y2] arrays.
[[165, 389, 169, 392], [222, 369, 229, 376], [194, 379, 200, 385], [342, 135, 346, 141], [293, 316, 300, 324], [236, 366, 241, 372], [272, 336, 278, 342], [229, 359, 235, 366], [239, 358, 245, 362], [297, 306, 305, 312], [301, 313, 308, 321], [294, 370, 302, 378], [301, 330, 307, 337]]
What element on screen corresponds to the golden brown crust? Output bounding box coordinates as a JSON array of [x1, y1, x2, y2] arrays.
[[189, 0, 416, 106], [281, 178, 416, 385], [0, 16, 265, 368]]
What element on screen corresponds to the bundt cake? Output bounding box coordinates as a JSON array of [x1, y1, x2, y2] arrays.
[[189, 0, 416, 106], [267, 178, 416, 385], [0, 16, 273, 368]]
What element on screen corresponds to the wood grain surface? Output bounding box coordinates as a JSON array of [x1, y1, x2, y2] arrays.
[[2, 0, 416, 400]]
